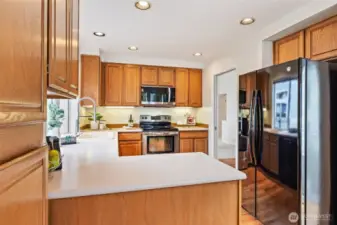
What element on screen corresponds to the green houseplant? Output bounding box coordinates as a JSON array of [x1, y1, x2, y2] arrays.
[[47, 103, 65, 136]]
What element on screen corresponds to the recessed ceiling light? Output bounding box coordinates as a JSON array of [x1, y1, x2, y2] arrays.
[[193, 52, 202, 57], [135, 1, 151, 10], [93, 32, 105, 37], [128, 46, 138, 51], [240, 17, 255, 25]]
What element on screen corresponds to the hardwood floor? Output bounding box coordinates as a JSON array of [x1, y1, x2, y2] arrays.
[[220, 159, 263, 224]]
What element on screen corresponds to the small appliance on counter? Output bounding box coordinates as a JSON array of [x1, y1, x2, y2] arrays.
[[140, 115, 179, 154], [185, 114, 196, 125], [46, 136, 62, 171]]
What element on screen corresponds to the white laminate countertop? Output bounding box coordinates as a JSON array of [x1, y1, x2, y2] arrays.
[[264, 128, 298, 138], [48, 134, 245, 200], [82, 126, 208, 133]]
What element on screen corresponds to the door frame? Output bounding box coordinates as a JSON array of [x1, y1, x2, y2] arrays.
[[213, 68, 238, 168]]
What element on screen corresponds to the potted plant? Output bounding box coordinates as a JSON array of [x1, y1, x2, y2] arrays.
[[47, 103, 65, 137], [88, 112, 104, 130]]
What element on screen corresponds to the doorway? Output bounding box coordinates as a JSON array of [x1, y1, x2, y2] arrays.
[[213, 68, 238, 168]]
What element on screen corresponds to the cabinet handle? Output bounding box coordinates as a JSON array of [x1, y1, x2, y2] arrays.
[[70, 84, 78, 90], [58, 76, 66, 83]]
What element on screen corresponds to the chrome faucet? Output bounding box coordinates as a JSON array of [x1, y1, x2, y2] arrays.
[[77, 97, 97, 134]]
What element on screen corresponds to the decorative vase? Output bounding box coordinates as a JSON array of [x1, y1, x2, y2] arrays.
[[90, 121, 99, 130]]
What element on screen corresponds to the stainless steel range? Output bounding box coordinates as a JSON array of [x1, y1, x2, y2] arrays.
[[140, 115, 179, 154]]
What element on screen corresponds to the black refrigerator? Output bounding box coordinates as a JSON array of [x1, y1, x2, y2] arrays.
[[239, 58, 337, 225]]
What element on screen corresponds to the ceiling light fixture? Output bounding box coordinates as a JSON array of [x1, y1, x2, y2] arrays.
[[93, 32, 106, 37], [193, 52, 202, 57], [135, 1, 151, 10], [128, 46, 138, 51], [240, 17, 255, 25]]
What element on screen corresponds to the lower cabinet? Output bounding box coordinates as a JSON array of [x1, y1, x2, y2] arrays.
[[179, 131, 208, 154], [118, 132, 142, 156]]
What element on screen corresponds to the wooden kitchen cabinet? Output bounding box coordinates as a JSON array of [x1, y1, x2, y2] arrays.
[[189, 69, 203, 107], [305, 15, 337, 61], [68, 0, 80, 96], [269, 141, 279, 175], [180, 139, 194, 153], [175, 68, 189, 106], [274, 31, 304, 64], [48, 0, 69, 93], [81, 55, 102, 106], [239, 75, 246, 90], [123, 65, 141, 106], [48, 0, 80, 97], [118, 132, 142, 156], [241, 72, 256, 108], [141, 66, 158, 86], [119, 141, 142, 156], [104, 64, 123, 106], [179, 131, 208, 154], [158, 67, 175, 86], [262, 134, 270, 169], [194, 138, 208, 154], [256, 71, 269, 109]]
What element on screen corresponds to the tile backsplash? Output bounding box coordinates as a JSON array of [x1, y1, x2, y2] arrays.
[[81, 107, 199, 125]]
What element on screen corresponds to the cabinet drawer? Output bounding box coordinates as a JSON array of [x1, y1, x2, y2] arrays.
[[118, 132, 142, 141], [180, 131, 208, 139], [269, 134, 278, 143], [264, 132, 270, 141]]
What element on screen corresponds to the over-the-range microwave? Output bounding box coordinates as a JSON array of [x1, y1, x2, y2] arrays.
[[141, 86, 176, 106]]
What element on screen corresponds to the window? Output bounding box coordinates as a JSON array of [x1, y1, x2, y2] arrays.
[[47, 99, 78, 136], [273, 79, 298, 130]]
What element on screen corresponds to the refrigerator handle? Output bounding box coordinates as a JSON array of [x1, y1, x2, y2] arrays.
[[249, 90, 257, 166], [256, 90, 264, 165]]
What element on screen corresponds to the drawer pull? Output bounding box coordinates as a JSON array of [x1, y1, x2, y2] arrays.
[[58, 76, 66, 83]]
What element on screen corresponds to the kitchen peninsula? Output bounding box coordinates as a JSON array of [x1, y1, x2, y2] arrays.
[[48, 133, 246, 225]]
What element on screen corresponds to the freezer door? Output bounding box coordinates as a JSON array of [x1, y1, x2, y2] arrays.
[[256, 59, 300, 225]]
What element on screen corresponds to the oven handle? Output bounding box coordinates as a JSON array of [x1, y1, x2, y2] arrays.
[[143, 132, 179, 136]]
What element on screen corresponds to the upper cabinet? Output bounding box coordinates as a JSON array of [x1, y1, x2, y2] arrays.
[[141, 66, 158, 86], [158, 67, 175, 86], [175, 68, 189, 107], [104, 63, 123, 106], [48, 0, 79, 97], [103, 64, 140, 106], [274, 31, 305, 64], [81, 55, 102, 106], [189, 69, 202, 107], [68, 0, 79, 96], [123, 65, 140, 106], [305, 15, 337, 61]]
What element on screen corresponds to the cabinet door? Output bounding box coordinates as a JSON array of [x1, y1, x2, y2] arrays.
[[269, 142, 279, 175], [141, 66, 158, 85], [119, 141, 142, 156], [49, 0, 69, 92], [274, 31, 304, 64], [81, 55, 102, 106], [104, 64, 123, 106], [180, 139, 194, 153], [0, 148, 47, 225], [194, 138, 208, 154], [175, 68, 189, 106], [305, 15, 337, 60], [158, 67, 175, 86], [188, 69, 202, 107], [68, 0, 79, 96], [1, 0, 46, 163], [123, 65, 140, 106]]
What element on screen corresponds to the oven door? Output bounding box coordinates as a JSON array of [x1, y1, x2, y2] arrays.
[[143, 132, 179, 154]]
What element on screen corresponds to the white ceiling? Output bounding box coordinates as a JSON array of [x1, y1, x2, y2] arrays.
[[79, 0, 312, 64]]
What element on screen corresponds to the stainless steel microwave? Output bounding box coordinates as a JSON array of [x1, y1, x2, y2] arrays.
[[141, 86, 176, 106]]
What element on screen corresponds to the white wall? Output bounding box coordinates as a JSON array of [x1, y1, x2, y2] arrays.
[[81, 107, 199, 125]]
